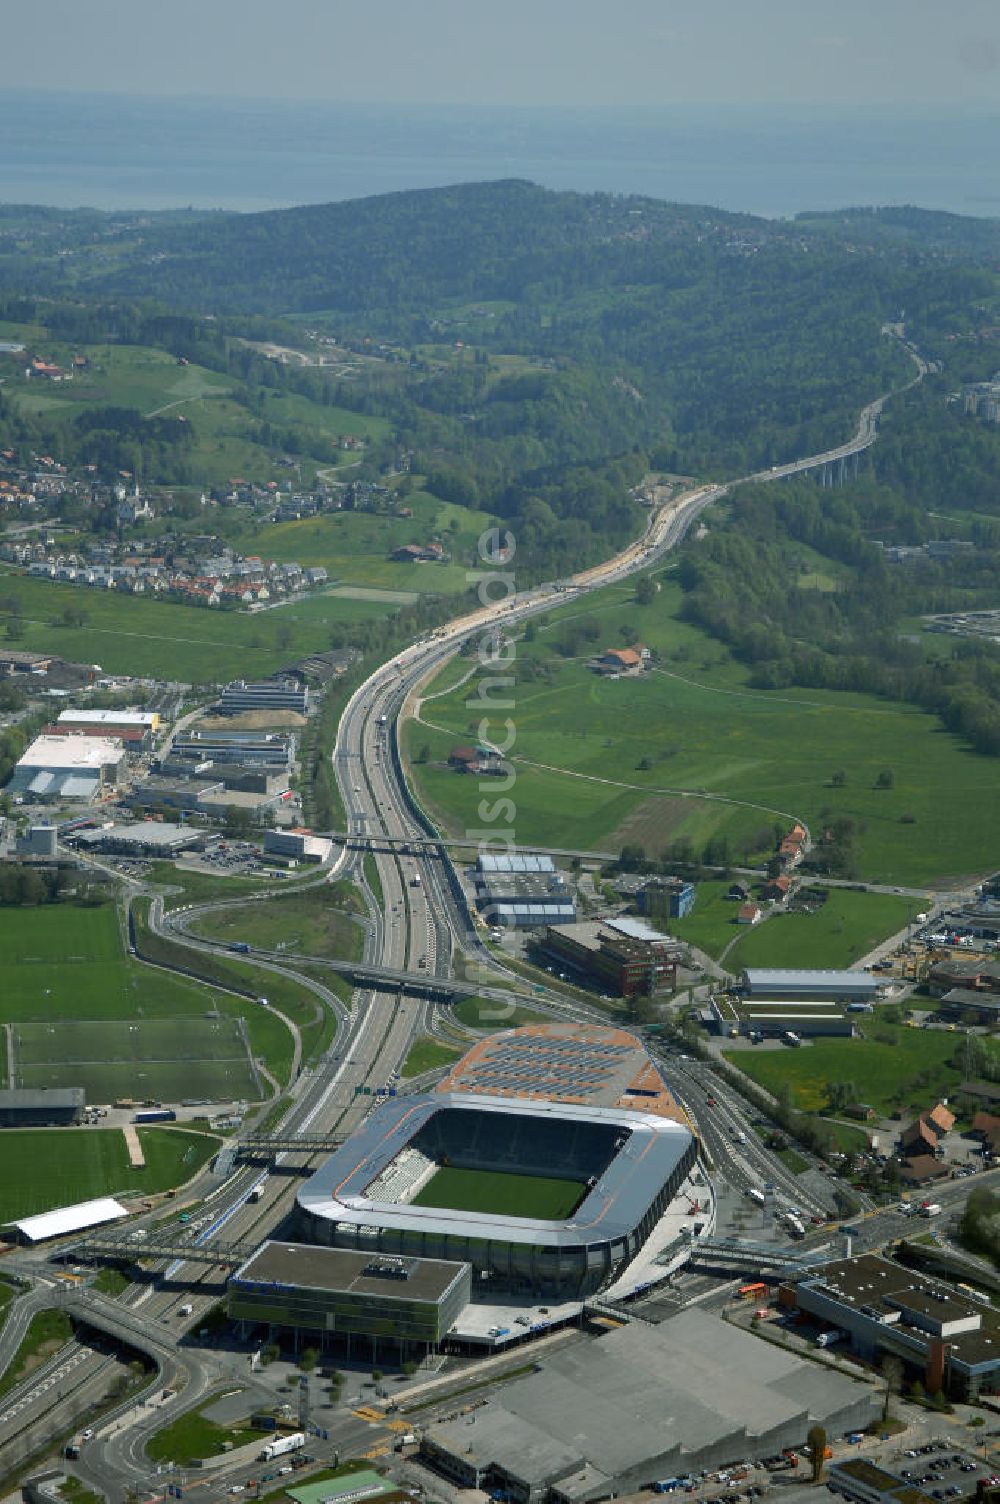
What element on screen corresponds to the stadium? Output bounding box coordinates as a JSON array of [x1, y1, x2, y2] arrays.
[[297, 1024, 698, 1300]]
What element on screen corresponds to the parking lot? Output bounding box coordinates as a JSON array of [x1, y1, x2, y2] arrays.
[[891, 1439, 990, 1499]]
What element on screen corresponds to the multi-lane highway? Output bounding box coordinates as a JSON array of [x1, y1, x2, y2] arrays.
[[0, 337, 937, 1495]]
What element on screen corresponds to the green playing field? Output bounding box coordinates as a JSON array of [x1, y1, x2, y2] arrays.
[[411, 1166, 586, 1219], [12, 1017, 262, 1104]]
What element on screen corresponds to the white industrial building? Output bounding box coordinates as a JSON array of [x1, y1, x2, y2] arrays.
[[741, 968, 881, 1002], [263, 828, 333, 864], [6, 734, 126, 803], [9, 1196, 128, 1245], [56, 709, 158, 731]]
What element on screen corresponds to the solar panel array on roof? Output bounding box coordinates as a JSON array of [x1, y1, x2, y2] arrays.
[[492, 902, 575, 925], [476, 854, 556, 875], [455, 1033, 638, 1101]]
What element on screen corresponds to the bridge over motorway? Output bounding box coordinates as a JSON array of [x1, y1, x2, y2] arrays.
[[234, 1132, 346, 1158], [679, 1236, 833, 1278], [74, 1232, 253, 1267], [341, 834, 618, 862]]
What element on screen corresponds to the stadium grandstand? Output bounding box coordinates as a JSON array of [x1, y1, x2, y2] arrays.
[[297, 1024, 698, 1301]]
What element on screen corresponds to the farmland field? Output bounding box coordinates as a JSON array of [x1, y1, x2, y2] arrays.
[[722, 1023, 984, 1116], [13, 1017, 261, 1103], [667, 883, 913, 967], [0, 567, 388, 681], [404, 574, 1000, 887], [412, 1166, 586, 1219], [0, 1126, 217, 1223]]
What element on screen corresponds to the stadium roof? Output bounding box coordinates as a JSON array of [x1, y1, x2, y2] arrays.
[[298, 1089, 693, 1251], [437, 1023, 687, 1123], [742, 967, 879, 996], [12, 1196, 128, 1243]]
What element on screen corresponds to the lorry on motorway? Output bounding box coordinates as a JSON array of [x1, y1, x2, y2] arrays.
[[747, 1187, 766, 1205], [815, 1328, 847, 1348], [259, 1433, 306, 1462], [229, 941, 251, 954], [178, 1303, 193, 1317], [248, 1175, 267, 1203], [410, 874, 422, 886], [134, 1108, 176, 1123], [785, 1213, 806, 1239], [920, 1202, 942, 1218]]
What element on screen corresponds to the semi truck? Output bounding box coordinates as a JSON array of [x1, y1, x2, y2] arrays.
[[259, 1433, 306, 1462]]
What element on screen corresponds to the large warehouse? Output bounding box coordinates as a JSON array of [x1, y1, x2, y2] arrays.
[[420, 1309, 879, 1504], [6, 734, 126, 803], [297, 1024, 696, 1301], [741, 968, 881, 1002]]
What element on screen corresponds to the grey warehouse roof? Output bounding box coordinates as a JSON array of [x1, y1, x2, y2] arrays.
[[298, 1091, 693, 1251], [426, 1309, 877, 1486], [742, 967, 879, 996], [0, 1088, 84, 1110], [476, 854, 556, 874]]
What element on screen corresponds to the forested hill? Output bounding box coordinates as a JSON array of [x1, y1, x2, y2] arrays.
[[3, 179, 974, 318]]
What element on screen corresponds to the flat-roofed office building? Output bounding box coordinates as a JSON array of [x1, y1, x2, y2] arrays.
[[227, 1241, 471, 1359]]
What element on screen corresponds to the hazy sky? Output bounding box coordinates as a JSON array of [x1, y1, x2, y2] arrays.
[[6, 0, 1000, 108]]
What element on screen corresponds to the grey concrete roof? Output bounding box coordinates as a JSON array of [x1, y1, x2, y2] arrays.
[[230, 1241, 468, 1305], [298, 1091, 693, 1250], [743, 968, 878, 995], [0, 1088, 84, 1110], [425, 1309, 877, 1482]]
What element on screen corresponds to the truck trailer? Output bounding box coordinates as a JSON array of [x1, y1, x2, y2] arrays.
[[259, 1433, 306, 1462]]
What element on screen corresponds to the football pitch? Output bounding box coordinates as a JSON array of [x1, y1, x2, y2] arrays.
[[12, 1017, 262, 1104], [411, 1166, 586, 1219]]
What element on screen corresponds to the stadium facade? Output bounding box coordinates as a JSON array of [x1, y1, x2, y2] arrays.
[[297, 1024, 697, 1301]]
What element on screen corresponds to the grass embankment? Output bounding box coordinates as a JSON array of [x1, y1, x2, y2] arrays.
[[451, 996, 548, 1030], [404, 574, 999, 887], [147, 1399, 268, 1466], [131, 898, 344, 1080], [400, 1037, 461, 1078], [0, 1128, 216, 1224], [188, 885, 364, 964], [0, 1309, 74, 1400]]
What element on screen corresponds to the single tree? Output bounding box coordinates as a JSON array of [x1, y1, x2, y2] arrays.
[[807, 1424, 827, 1483]]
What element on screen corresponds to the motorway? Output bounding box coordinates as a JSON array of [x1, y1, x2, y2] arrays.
[[0, 337, 938, 1496]]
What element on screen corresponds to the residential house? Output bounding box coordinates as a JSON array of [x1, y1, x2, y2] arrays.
[[762, 873, 793, 903], [593, 644, 648, 677], [737, 902, 763, 926]]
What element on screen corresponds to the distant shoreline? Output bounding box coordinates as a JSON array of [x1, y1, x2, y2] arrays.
[[2, 93, 999, 219]]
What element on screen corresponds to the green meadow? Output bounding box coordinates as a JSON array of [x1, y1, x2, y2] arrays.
[[404, 574, 1000, 887]]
